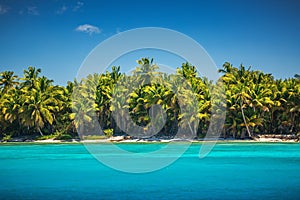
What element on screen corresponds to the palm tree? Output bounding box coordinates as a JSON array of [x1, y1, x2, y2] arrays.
[[20, 76, 60, 136], [1, 59, 300, 140], [0, 71, 19, 93], [1, 88, 23, 135], [21, 66, 41, 89], [70, 74, 100, 137], [220, 63, 254, 138]]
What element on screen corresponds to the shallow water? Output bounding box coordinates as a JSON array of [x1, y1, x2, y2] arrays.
[[0, 143, 299, 199]]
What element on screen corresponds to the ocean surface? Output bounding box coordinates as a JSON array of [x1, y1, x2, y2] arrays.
[[0, 142, 299, 199]]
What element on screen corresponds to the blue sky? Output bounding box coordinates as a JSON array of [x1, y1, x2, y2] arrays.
[[0, 0, 299, 85]]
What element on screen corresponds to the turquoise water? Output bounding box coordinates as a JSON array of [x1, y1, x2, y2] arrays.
[[0, 143, 299, 199]]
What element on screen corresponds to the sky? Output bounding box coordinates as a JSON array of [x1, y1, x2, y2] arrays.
[[0, 0, 299, 85]]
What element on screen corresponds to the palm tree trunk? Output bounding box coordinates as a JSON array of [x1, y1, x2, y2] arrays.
[[37, 126, 44, 136], [290, 113, 295, 133], [17, 116, 22, 136], [223, 129, 226, 139], [188, 122, 194, 137], [240, 100, 252, 138]]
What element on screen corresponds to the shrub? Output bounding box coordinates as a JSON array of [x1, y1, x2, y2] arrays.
[[55, 134, 73, 140], [103, 129, 114, 137], [2, 134, 12, 141]]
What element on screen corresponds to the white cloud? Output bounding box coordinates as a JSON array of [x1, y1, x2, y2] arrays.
[[27, 6, 39, 15], [56, 5, 67, 14], [0, 5, 8, 14], [73, 1, 84, 12], [75, 24, 101, 35]]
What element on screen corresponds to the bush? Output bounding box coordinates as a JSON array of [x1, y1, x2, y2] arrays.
[[36, 134, 58, 140], [82, 135, 107, 140], [2, 134, 12, 142], [103, 129, 114, 137], [55, 134, 73, 140]]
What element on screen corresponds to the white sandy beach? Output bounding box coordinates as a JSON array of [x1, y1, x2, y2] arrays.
[[28, 137, 298, 144]]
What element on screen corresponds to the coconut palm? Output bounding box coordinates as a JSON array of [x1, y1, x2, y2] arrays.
[[0, 71, 19, 94], [1, 59, 300, 139], [21, 66, 41, 89], [19, 76, 60, 135]]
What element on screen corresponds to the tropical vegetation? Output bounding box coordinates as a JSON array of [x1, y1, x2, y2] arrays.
[[0, 58, 299, 141]]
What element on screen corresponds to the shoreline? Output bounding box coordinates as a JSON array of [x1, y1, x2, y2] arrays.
[[0, 137, 298, 144]]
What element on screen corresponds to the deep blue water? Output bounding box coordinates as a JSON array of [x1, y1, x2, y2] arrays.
[[0, 143, 299, 199]]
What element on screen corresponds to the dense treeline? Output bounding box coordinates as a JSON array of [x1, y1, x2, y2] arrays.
[[0, 58, 299, 140]]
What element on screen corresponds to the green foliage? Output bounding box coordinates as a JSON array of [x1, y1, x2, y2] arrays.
[[103, 129, 114, 137], [55, 134, 73, 140], [2, 134, 12, 141], [82, 135, 107, 140], [0, 58, 299, 141], [36, 133, 59, 140]]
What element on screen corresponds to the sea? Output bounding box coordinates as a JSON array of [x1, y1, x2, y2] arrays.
[[0, 142, 299, 199]]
